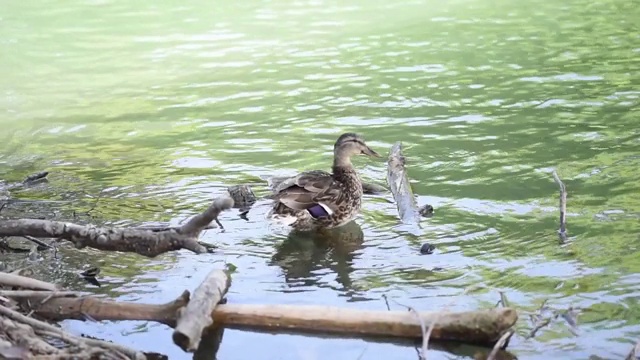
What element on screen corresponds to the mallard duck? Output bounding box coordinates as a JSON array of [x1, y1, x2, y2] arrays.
[[267, 133, 380, 231]]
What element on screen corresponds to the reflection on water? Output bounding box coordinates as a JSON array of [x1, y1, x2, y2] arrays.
[[271, 221, 364, 295]]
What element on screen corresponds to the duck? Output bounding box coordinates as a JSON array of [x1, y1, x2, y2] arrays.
[[267, 132, 380, 231]]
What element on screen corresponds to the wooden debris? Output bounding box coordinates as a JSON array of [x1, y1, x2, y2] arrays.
[[173, 269, 230, 352], [0, 273, 59, 291], [23, 291, 517, 346], [487, 330, 514, 360], [386, 142, 422, 225], [551, 169, 568, 241], [0, 290, 80, 298], [0, 304, 146, 360], [626, 339, 640, 360], [0, 196, 234, 257]]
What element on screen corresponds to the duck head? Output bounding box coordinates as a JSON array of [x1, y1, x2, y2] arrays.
[[333, 133, 380, 165]]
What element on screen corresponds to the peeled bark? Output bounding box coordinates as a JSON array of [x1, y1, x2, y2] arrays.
[[173, 270, 230, 352]]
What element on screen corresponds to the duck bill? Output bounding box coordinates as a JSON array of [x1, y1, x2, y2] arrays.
[[363, 146, 381, 158]]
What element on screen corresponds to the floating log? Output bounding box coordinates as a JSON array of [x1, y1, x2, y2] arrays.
[[386, 141, 421, 225], [173, 269, 230, 352], [0, 196, 234, 257], [17, 291, 516, 346]]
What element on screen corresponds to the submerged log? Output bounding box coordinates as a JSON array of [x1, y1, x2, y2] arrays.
[[17, 291, 516, 346], [0, 196, 234, 257], [386, 141, 421, 225], [173, 269, 230, 352]]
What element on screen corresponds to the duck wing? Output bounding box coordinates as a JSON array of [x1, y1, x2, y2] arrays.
[[272, 170, 343, 214]]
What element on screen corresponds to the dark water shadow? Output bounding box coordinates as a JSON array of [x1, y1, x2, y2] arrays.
[[193, 325, 225, 360], [269, 221, 365, 296], [199, 325, 517, 360]]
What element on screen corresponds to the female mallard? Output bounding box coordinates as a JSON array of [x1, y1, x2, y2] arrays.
[[267, 133, 380, 231]]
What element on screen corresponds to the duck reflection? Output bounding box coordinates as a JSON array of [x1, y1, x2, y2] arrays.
[[270, 220, 364, 294]]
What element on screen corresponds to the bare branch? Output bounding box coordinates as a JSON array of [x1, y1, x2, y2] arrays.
[[0, 195, 234, 258], [487, 330, 514, 360], [552, 169, 568, 241], [179, 196, 234, 236], [0, 304, 145, 360]]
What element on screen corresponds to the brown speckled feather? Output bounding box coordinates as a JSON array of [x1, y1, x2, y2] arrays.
[[267, 132, 378, 231]]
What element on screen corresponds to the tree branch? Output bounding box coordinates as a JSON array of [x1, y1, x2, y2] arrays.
[[0, 195, 234, 258]]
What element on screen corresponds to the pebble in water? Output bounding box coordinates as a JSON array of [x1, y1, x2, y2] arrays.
[[420, 243, 435, 255]]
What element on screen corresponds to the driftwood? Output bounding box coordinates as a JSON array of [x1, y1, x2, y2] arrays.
[[0, 196, 233, 257], [551, 170, 568, 241], [173, 269, 230, 352], [0, 272, 59, 291], [386, 142, 422, 225], [17, 290, 516, 345]]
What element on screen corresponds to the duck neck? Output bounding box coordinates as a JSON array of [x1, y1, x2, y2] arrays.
[[332, 153, 358, 181], [332, 150, 353, 169]]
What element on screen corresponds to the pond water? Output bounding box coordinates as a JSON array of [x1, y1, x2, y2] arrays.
[[1, 0, 639, 359]]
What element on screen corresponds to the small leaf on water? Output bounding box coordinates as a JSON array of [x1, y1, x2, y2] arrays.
[[225, 263, 238, 274]]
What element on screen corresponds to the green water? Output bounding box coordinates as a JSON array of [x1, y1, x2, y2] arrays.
[[1, 0, 639, 358]]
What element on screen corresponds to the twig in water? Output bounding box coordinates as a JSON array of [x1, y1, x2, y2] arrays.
[[85, 191, 103, 216], [22, 235, 52, 250], [356, 345, 368, 360], [559, 307, 580, 336], [382, 294, 391, 311], [487, 330, 514, 360], [527, 317, 551, 339], [626, 339, 640, 360], [392, 300, 433, 360], [552, 169, 568, 241]]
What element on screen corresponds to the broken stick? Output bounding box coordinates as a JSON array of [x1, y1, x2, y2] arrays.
[[173, 269, 231, 352], [386, 142, 422, 225], [551, 169, 568, 241], [0, 195, 234, 257]]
